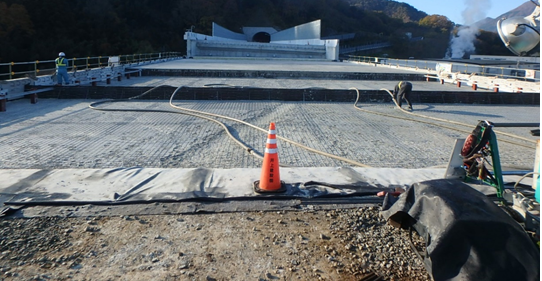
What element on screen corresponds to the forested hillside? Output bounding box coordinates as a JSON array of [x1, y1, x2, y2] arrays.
[[345, 0, 429, 23], [0, 0, 512, 62]]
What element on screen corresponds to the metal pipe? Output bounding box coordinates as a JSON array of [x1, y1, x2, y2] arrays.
[[492, 123, 539, 127], [491, 170, 534, 176]]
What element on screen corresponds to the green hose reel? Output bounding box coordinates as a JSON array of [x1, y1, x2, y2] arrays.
[[461, 120, 505, 200]]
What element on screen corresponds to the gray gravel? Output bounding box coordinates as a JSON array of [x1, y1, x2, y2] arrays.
[[0, 207, 431, 281]]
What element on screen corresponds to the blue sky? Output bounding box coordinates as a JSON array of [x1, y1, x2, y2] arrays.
[[399, 0, 533, 24]]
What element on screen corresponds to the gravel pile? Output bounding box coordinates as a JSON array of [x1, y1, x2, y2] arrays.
[[324, 207, 430, 280], [0, 207, 431, 280]]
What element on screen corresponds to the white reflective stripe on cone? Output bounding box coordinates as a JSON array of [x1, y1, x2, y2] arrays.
[[265, 148, 278, 154], [268, 129, 276, 134], [267, 139, 277, 144]]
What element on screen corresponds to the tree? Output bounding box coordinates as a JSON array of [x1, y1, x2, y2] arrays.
[[0, 0, 498, 62], [475, 30, 516, 56], [0, 2, 35, 61], [0, 3, 34, 37], [419, 15, 453, 33]]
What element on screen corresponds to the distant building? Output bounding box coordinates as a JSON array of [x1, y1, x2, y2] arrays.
[[183, 20, 339, 60]]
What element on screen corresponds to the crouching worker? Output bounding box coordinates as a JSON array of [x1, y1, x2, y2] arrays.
[[393, 81, 413, 110]]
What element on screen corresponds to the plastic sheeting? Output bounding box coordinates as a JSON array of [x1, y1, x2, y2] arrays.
[[381, 179, 540, 281], [0, 167, 446, 205]]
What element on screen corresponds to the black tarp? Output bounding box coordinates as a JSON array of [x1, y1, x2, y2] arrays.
[[381, 179, 540, 281]]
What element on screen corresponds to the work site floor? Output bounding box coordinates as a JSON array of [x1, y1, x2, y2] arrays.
[[1, 99, 538, 170], [0, 98, 539, 281]]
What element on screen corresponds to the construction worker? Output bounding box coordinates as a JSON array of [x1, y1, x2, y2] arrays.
[[55, 52, 70, 85], [393, 81, 413, 110]]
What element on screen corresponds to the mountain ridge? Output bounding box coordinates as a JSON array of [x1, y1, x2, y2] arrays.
[[0, 0, 532, 62]]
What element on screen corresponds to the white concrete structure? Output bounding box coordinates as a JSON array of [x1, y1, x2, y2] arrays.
[[470, 55, 540, 65], [184, 20, 339, 60]]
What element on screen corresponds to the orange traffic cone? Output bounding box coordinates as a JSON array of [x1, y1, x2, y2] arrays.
[[254, 122, 286, 193]]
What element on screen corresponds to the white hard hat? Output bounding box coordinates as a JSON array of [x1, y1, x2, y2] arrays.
[[59, 52, 65, 57]]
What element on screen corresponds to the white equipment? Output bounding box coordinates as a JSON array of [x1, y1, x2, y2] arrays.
[[497, 0, 540, 56]]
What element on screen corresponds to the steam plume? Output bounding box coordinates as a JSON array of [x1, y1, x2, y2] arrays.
[[446, 0, 492, 58]]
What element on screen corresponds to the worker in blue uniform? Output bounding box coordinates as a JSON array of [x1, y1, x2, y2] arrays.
[[55, 52, 70, 85], [393, 81, 413, 110]]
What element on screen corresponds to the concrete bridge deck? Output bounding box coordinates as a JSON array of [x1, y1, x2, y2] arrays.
[[30, 58, 536, 104], [0, 58, 539, 281], [2, 59, 539, 171]]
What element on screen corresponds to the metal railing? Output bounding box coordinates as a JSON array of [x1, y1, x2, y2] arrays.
[[339, 42, 392, 55], [0, 52, 184, 80], [347, 55, 541, 82]]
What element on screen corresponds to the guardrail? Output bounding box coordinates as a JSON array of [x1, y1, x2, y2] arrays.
[[347, 55, 541, 82], [340, 42, 392, 55], [0, 52, 184, 80]]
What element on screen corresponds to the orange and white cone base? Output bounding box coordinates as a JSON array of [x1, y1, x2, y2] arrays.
[[254, 122, 286, 193]]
